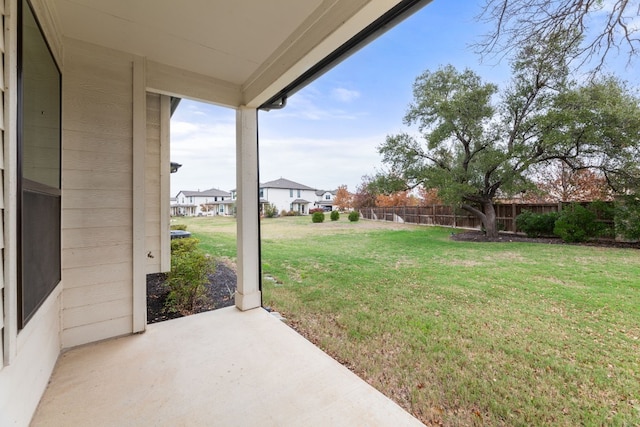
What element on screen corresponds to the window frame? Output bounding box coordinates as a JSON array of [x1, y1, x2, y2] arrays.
[[17, 0, 63, 328]]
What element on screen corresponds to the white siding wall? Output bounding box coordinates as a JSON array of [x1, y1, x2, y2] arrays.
[[61, 39, 134, 348], [264, 188, 317, 214]]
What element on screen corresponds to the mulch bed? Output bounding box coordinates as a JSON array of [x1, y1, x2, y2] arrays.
[[451, 230, 640, 249], [146, 259, 237, 324]]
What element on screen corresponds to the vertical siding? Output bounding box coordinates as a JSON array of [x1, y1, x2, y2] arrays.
[[145, 93, 161, 274], [145, 93, 170, 274], [61, 40, 134, 348]]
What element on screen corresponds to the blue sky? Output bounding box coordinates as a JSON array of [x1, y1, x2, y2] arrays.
[[170, 0, 637, 196]]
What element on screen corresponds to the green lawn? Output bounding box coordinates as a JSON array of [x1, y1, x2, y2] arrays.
[[173, 215, 640, 426]]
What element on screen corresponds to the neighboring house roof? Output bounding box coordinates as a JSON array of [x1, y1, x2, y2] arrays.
[[291, 199, 311, 204], [261, 178, 315, 190], [177, 188, 231, 198], [315, 189, 337, 196], [199, 188, 232, 197]]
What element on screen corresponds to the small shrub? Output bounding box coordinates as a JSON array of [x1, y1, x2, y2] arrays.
[[170, 236, 200, 254], [309, 208, 324, 214], [312, 211, 325, 223], [263, 203, 278, 218], [330, 210, 340, 221], [516, 210, 559, 237], [280, 210, 289, 217], [554, 203, 598, 243], [166, 237, 214, 314], [170, 224, 187, 231], [348, 211, 360, 222]]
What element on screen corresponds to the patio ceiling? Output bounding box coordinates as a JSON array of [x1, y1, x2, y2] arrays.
[[47, 0, 430, 107]]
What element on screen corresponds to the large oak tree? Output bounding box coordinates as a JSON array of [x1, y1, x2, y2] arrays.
[[378, 37, 640, 237]]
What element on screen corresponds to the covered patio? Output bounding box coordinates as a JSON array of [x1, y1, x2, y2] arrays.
[[0, 1, 433, 425], [31, 307, 423, 426]]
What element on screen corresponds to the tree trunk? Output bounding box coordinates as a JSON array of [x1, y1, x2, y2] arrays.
[[482, 201, 498, 238]]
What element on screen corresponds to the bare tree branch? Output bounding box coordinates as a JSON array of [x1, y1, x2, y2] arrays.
[[475, 0, 640, 74]]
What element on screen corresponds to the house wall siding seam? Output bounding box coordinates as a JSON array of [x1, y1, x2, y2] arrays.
[[61, 39, 134, 349]]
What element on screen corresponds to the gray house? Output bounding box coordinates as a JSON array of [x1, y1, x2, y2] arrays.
[[0, 0, 431, 425]]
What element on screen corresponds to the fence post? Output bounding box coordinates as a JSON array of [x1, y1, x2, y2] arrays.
[[512, 203, 517, 233]]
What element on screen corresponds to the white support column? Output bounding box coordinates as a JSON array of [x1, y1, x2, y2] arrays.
[[132, 57, 147, 332], [235, 107, 261, 311]]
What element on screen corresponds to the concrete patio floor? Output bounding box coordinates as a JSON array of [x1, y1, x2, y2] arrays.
[[31, 306, 424, 426]]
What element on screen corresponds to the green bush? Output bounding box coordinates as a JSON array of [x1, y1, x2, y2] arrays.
[[263, 203, 278, 218], [348, 211, 360, 222], [312, 211, 325, 223], [170, 236, 199, 254], [615, 197, 640, 241], [170, 224, 187, 231], [553, 204, 598, 243], [515, 210, 559, 237], [330, 210, 339, 221], [166, 237, 214, 314]]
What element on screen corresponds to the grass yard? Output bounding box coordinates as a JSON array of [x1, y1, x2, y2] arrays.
[[173, 215, 640, 426]]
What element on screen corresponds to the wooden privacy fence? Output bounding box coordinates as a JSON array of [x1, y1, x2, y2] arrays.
[[359, 203, 594, 233]]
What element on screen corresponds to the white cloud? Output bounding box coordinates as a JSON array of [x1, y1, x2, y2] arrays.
[[331, 87, 361, 102], [171, 121, 199, 136], [170, 108, 237, 195], [259, 134, 386, 191]]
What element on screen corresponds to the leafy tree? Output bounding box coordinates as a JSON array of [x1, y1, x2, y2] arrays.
[[532, 161, 613, 202], [352, 175, 380, 209], [378, 36, 640, 237], [376, 190, 419, 207], [333, 185, 353, 210], [417, 187, 441, 205], [476, 0, 640, 74]]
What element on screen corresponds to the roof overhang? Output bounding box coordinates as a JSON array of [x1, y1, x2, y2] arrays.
[[38, 0, 431, 108]]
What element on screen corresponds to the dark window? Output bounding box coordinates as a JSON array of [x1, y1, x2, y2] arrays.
[[18, 0, 62, 328], [289, 189, 293, 197], [297, 190, 301, 197]]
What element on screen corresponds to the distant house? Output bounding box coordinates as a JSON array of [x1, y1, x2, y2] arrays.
[[315, 190, 337, 211], [173, 188, 233, 216], [260, 178, 317, 215], [259, 178, 317, 215]]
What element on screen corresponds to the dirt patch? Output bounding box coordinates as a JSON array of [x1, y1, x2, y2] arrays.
[[146, 259, 237, 324], [451, 230, 640, 249]]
